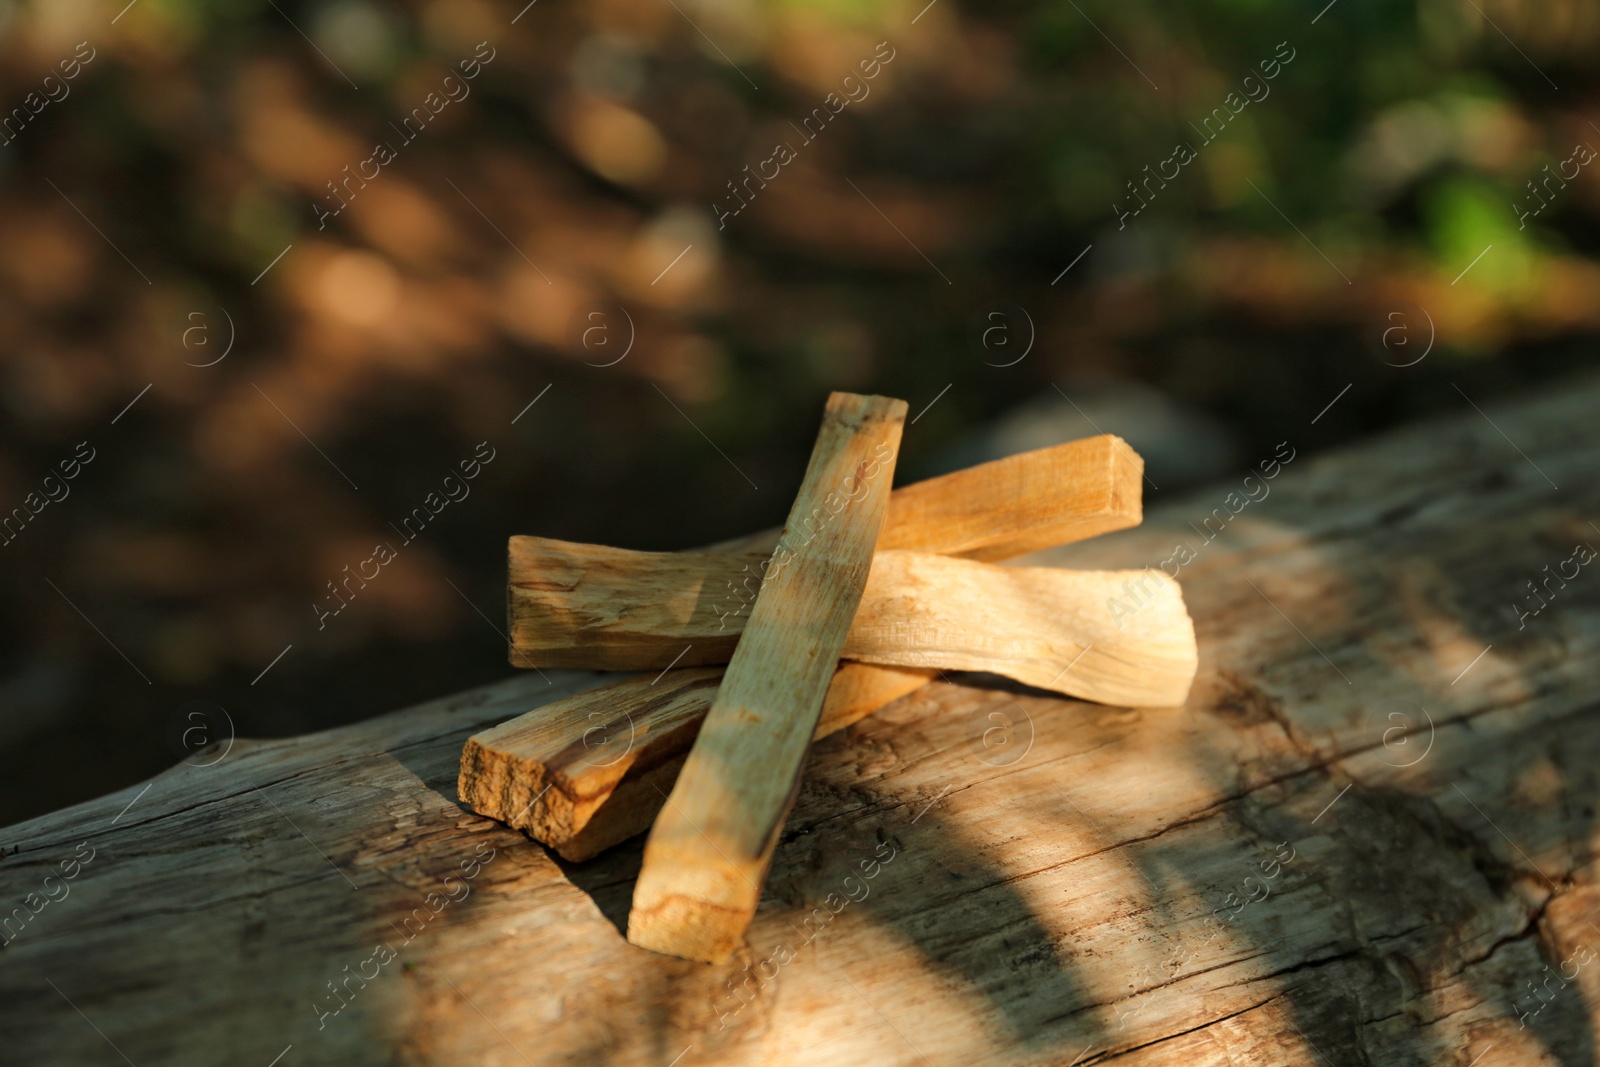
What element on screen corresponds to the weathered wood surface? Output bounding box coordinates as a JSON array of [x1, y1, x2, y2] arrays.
[[6, 374, 1600, 1066]]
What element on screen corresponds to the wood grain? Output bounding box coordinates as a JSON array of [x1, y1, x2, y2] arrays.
[[502, 541, 1196, 693], [876, 431, 1141, 560], [700, 433, 1142, 557], [486, 434, 1151, 864], [459, 667, 726, 854], [464, 555, 1196, 860], [846, 553, 1196, 707], [12, 373, 1600, 1065], [460, 662, 934, 862], [507, 434, 1143, 668], [627, 391, 906, 962]]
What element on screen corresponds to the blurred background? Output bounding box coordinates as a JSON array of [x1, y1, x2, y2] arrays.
[[0, 0, 1596, 825]]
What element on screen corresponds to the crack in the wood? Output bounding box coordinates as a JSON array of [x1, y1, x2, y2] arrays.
[[1088, 989, 1290, 1063], [1462, 891, 1554, 973]]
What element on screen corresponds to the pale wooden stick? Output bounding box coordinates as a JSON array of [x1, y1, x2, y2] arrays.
[[507, 540, 761, 670], [846, 554, 1195, 707], [458, 667, 724, 853], [508, 435, 1143, 667], [459, 661, 933, 862], [703, 433, 1141, 558], [505, 540, 1198, 695], [627, 392, 906, 962], [464, 558, 1195, 861], [468, 437, 1150, 862], [503, 546, 1196, 694]]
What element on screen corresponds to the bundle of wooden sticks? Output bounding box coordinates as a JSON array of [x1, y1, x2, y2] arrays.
[[458, 392, 1198, 962]]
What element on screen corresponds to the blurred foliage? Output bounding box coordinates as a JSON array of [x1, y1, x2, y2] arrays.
[[0, 0, 1596, 822]]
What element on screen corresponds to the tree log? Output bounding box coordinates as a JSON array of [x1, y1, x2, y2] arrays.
[[9, 374, 1600, 1065]]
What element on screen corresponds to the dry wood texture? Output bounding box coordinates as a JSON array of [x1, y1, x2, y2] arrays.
[[11, 374, 1600, 1065], [507, 434, 1143, 667], [463, 558, 1195, 860], [875, 432, 1141, 560], [460, 661, 934, 862], [699, 433, 1141, 557], [627, 392, 906, 962], [845, 553, 1195, 706], [502, 541, 1196, 696], [482, 434, 1151, 864]]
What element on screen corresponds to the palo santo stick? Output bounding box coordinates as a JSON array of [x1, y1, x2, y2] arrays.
[[505, 543, 1197, 703], [877, 433, 1142, 560], [459, 662, 933, 862], [472, 437, 1148, 862], [847, 554, 1196, 708], [467, 435, 1146, 862], [507, 539, 760, 670], [814, 661, 938, 738], [459, 667, 725, 852], [463, 559, 1196, 861], [702, 433, 1141, 558], [627, 392, 906, 962], [508, 435, 1144, 667]]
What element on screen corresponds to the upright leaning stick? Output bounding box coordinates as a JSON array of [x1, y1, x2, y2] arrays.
[[627, 391, 906, 962]]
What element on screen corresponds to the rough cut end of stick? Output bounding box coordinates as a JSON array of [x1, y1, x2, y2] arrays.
[[626, 871, 758, 963], [457, 668, 723, 843], [460, 661, 936, 862], [629, 392, 906, 962]]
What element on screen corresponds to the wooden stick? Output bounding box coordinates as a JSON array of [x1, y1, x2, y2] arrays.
[[846, 554, 1195, 705], [501, 545, 1197, 692], [459, 662, 933, 862], [504, 539, 1198, 693], [458, 666, 725, 853], [877, 432, 1142, 560], [464, 558, 1195, 861], [507, 540, 759, 671], [466, 436, 1151, 861], [508, 435, 1143, 667], [626, 392, 906, 962], [703, 433, 1142, 558]]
